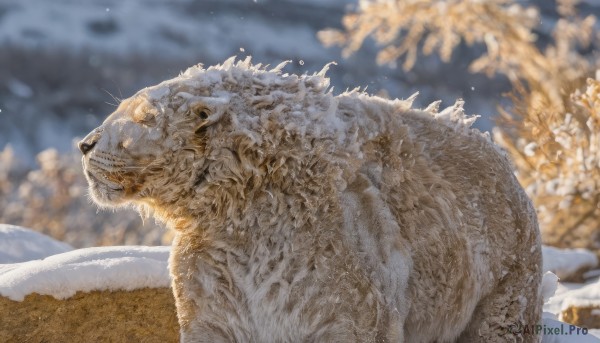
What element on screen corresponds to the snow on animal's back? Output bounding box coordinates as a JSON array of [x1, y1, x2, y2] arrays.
[[176, 58, 342, 132], [166, 57, 497, 168]]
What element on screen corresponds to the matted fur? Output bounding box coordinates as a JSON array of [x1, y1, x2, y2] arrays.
[[80, 57, 542, 342]]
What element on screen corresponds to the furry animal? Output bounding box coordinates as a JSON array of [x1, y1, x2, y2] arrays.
[[79, 57, 542, 342]]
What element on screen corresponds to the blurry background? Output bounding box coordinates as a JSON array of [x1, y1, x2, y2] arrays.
[[1, 0, 599, 249]]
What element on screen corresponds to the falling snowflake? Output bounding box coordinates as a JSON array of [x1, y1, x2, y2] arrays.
[[299, 60, 304, 66], [240, 47, 245, 52]]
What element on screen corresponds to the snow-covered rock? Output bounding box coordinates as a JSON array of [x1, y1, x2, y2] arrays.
[[560, 282, 600, 311], [543, 245, 598, 280], [0, 231, 176, 342], [0, 224, 73, 263], [540, 271, 600, 341], [542, 246, 600, 338], [0, 245, 170, 301], [541, 317, 600, 342]]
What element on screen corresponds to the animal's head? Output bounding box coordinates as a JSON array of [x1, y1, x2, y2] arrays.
[[79, 87, 215, 208], [79, 57, 334, 214], [79, 65, 235, 209]]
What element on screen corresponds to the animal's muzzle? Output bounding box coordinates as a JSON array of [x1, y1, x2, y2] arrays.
[[79, 129, 102, 155]]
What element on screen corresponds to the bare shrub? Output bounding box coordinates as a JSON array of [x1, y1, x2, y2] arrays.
[[320, 0, 600, 249], [0, 146, 169, 248], [500, 77, 600, 249]]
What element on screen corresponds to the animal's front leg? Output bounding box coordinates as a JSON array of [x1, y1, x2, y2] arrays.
[[172, 278, 253, 343], [170, 234, 253, 343]]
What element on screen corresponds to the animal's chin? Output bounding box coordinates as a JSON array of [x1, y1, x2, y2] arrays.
[[85, 170, 128, 206]]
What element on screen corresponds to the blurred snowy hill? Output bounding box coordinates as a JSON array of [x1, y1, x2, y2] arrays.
[[0, 0, 561, 162]]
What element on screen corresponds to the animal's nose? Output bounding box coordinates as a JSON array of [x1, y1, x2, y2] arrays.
[[78, 141, 96, 155], [78, 131, 100, 155]]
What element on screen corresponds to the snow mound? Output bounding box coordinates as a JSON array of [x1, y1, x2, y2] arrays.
[[0, 224, 73, 263], [543, 271, 560, 303], [543, 246, 598, 279], [0, 245, 171, 301], [541, 317, 600, 342]]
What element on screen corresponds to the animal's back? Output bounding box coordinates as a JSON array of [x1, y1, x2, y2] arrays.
[[337, 95, 542, 341]]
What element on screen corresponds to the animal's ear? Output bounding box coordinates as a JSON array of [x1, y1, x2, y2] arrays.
[[191, 105, 210, 122], [190, 104, 213, 135], [175, 93, 229, 134]]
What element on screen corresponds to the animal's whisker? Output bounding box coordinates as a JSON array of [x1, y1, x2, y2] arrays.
[[102, 88, 122, 108]]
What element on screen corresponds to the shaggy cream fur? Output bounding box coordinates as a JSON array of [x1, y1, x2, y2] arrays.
[[80, 57, 542, 342]]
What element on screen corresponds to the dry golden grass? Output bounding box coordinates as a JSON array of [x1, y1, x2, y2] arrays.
[[321, 0, 600, 250]]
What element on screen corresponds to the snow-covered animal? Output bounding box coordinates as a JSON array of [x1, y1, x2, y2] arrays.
[[79, 57, 542, 342]]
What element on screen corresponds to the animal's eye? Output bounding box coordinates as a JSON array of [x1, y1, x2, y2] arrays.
[[139, 113, 156, 125]]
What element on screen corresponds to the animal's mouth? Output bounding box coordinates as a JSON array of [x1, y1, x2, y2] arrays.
[[85, 169, 124, 192]]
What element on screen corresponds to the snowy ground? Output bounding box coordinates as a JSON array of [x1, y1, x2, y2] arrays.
[[1, 225, 600, 341]]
